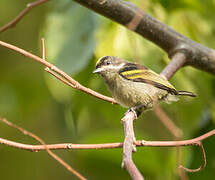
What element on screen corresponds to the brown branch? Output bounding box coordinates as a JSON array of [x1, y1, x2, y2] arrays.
[[74, 0, 215, 76], [160, 52, 187, 80], [0, 40, 117, 104], [0, 0, 49, 33], [0, 115, 213, 175], [179, 142, 206, 173], [0, 116, 213, 176], [1, 129, 214, 150], [0, 117, 86, 180], [121, 111, 144, 180]]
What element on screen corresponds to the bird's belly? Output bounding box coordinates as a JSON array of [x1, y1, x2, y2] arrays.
[[111, 79, 166, 109]]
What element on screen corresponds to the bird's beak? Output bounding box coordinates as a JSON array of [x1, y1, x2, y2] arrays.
[[93, 67, 104, 74]]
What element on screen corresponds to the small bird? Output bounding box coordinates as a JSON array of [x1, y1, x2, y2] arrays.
[[93, 56, 196, 116]]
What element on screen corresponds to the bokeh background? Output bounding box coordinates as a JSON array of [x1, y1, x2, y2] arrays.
[[0, 0, 215, 179]]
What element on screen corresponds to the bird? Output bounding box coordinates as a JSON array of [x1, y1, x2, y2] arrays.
[[93, 56, 196, 116]]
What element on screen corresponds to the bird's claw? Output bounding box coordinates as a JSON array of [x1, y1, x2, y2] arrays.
[[126, 107, 138, 119]]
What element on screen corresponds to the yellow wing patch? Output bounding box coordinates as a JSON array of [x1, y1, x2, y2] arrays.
[[121, 69, 147, 76], [121, 69, 176, 91]]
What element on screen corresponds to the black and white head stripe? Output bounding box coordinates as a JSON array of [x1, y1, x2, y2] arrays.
[[96, 56, 113, 69], [96, 56, 126, 69]]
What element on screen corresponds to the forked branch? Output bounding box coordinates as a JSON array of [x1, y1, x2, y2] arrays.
[[0, 40, 117, 104]]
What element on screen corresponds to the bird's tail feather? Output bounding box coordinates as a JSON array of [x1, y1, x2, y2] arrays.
[[177, 91, 196, 97]]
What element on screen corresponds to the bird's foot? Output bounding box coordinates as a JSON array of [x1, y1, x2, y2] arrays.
[[126, 105, 145, 119], [126, 107, 138, 119]]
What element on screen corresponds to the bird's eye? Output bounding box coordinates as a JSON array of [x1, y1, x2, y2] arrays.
[[106, 61, 111, 65]]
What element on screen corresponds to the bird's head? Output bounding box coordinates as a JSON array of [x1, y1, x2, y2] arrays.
[[93, 56, 126, 75]]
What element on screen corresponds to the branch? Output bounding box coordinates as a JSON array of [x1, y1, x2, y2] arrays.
[[1, 129, 214, 150], [179, 142, 206, 173], [121, 111, 144, 180], [0, 117, 212, 174], [74, 0, 215, 76], [0, 115, 213, 174], [0, 0, 49, 33], [0, 40, 117, 104], [160, 52, 186, 80]]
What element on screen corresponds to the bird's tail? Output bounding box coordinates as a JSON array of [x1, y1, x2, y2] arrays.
[[177, 91, 196, 97]]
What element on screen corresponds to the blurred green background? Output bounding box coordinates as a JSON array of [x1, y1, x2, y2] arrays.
[[0, 0, 215, 179]]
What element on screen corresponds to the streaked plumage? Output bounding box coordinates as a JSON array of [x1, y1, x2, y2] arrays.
[[94, 56, 196, 113]]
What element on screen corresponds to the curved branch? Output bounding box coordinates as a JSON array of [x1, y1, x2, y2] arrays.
[[179, 142, 206, 173], [0, 0, 49, 33], [74, 0, 215, 75]]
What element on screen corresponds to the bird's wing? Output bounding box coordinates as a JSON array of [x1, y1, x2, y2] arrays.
[[119, 63, 178, 95]]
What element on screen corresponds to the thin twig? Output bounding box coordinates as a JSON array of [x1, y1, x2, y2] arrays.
[[179, 142, 206, 173], [41, 38, 45, 60], [0, 40, 117, 104], [0, 0, 49, 33], [41, 38, 75, 88], [45, 68, 76, 88], [0, 117, 86, 180]]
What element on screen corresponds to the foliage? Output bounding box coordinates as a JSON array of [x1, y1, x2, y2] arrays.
[[0, 0, 215, 179]]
